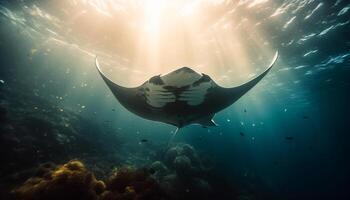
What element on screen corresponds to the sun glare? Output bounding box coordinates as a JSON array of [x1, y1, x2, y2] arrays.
[[77, 0, 276, 87]]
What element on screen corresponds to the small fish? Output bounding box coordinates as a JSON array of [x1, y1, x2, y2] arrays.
[[285, 136, 294, 140], [303, 115, 309, 119], [0, 80, 4, 84], [240, 132, 244, 136], [140, 139, 148, 143]]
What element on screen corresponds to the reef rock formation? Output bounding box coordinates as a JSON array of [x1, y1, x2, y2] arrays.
[[149, 143, 214, 200], [100, 166, 165, 200]]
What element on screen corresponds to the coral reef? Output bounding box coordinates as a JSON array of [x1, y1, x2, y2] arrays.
[[0, 87, 275, 200], [0, 87, 121, 199], [100, 166, 165, 200], [13, 160, 104, 200], [13, 160, 166, 200]]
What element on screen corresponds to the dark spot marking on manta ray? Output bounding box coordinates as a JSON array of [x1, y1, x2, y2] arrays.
[[192, 74, 211, 87], [149, 75, 164, 85]]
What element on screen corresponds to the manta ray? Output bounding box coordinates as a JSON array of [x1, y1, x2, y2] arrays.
[[96, 51, 278, 130]]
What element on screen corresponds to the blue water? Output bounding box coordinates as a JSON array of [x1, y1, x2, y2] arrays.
[[0, 0, 349, 199]]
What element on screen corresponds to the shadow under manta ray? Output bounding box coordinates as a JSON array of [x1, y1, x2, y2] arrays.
[[96, 52, 278, 133]]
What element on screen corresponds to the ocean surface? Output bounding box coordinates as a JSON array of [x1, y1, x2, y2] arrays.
[[0, 0, 349, 200]]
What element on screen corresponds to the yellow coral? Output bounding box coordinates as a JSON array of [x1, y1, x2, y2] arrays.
[[13, 160, 104, 200], [125, 186, 135, 193], [14, 160, 165, 200]]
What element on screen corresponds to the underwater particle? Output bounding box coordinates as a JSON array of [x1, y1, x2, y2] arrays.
[[284, 108, 288, 112], [59, 108, 63, 112], [0, 79, 4, 84], [251, 136, 255, 141], [81, 105, 86, 109], [111, 108, 115, 111], [240, 121, 244, 126], [95, 52, 278, 129], [244, 108, 247, 113], [260, 121, 264, 125], [303, 115, 309, 119], [30, 48, 37, 54], [226, 118, 231, 122], [285, 136, 294, 140], [252, 123, 256, 127], [240, 132, 244, 136]]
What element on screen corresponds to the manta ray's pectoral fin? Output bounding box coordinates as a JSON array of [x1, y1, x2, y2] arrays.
[[95, 57, 129, 94], [95, 57, 138, 100], [196, 115, 218, 128], [222, 51, 279, 103], [95, 57, 148, 115]]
